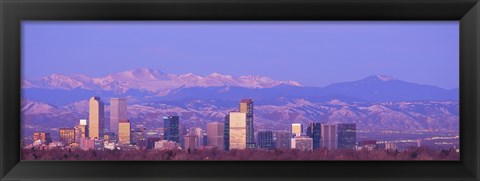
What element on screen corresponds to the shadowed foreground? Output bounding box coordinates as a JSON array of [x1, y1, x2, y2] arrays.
[[21, 147, 459, 161]]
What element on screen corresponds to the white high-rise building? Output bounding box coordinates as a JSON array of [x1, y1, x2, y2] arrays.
[[229, 112, 247, 150]]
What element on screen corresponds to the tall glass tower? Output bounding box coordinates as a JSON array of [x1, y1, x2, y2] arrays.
[[240, 99, 255, 148], [110, 98, 128, 136], [163, 116, 180, 143], [306, 122, 322, 149]]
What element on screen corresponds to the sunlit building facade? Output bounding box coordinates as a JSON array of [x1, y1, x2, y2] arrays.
[[88, 97, 105, 139], [33, 132, 52, 144], [110, 98, 128, 136], [291, 123, 303, 137], [291, 136, 313, 151], [59, 128, 75, 146], [229, 112, 247, 150], [74, 119, 88, 144], [118, 121, 131, 145], [240, 99, 255, 148]]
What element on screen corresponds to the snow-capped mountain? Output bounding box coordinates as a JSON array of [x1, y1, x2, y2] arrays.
[[24, 68, 304, 94], [22, 72, 458, 106]]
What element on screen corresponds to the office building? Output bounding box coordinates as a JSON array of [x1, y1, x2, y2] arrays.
[[155, 140, 180, 150], [80, 138, 95, 151], [88, 97, 105, 139], [191, 128, 204, 148], [146, 137, 161, 149], [110, 98, 128, 136], [131, 130, 146, 148], [291, 123, 303, 137], [337, 123, 356, 149], [224, 114, 230, 151], [257, 131, 274, 149], [384, 141, 397, 150], [275, 131, 292, 150], [163, 116, 180, 143], [306, 123, 322, 149], [179, 124, 187, 147], [202, 132, 208, 146], [229, 112, 247, 150], [33, 132, 52, 145], [94, 138, 104, 150], [59, 128, 75, 146], [103, 132, 118, 143], [74, 119, 88, 144], [79, 119, 87, 126], [358, 140, 378, 151], [240, 99, 255, 148], [207, 122, 224, 148], [321, 124, 337, 150], [291, 136, 313, 151], [118, 121, 131, 145], [184, 134, 197, 150]]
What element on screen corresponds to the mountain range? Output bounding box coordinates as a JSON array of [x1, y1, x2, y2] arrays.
[[22, 68, 458, 106], [20, 68, 459, 139]]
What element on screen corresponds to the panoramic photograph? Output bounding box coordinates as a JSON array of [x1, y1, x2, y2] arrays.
[[20, 21, 459, 160]]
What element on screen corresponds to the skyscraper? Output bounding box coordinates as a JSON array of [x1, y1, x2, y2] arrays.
[[74, 119, 88, 144], [207, 122, 224, 148], [163, 116, 180, 143], [275, 131, 292, 150], [257, 131, 274, 149], [224, 114, 230, 151], [229, 112, 247, 150], [88, 97, 105, 139], [337, 123, 356, 149], [59, 128, 75, 146], [306, 123, 322, 149], [118, 121, 131, 145], [191, 127, 204, 148], [179, 124, 187, 147], [291, 123, 303, 137], [321, 124, 337, 150], [240, 99, 255, 148], [110, 98, 128, 136]]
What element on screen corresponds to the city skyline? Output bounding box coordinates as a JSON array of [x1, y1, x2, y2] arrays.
[[27, 96, 363, 152], [23, 95, 459, 161], [20, 21, 459, 160]]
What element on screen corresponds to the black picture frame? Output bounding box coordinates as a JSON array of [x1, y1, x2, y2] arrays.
[[1, 0, 479, 180]]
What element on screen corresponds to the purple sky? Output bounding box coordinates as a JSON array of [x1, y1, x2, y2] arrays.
[[22, 21, 459, 89]]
